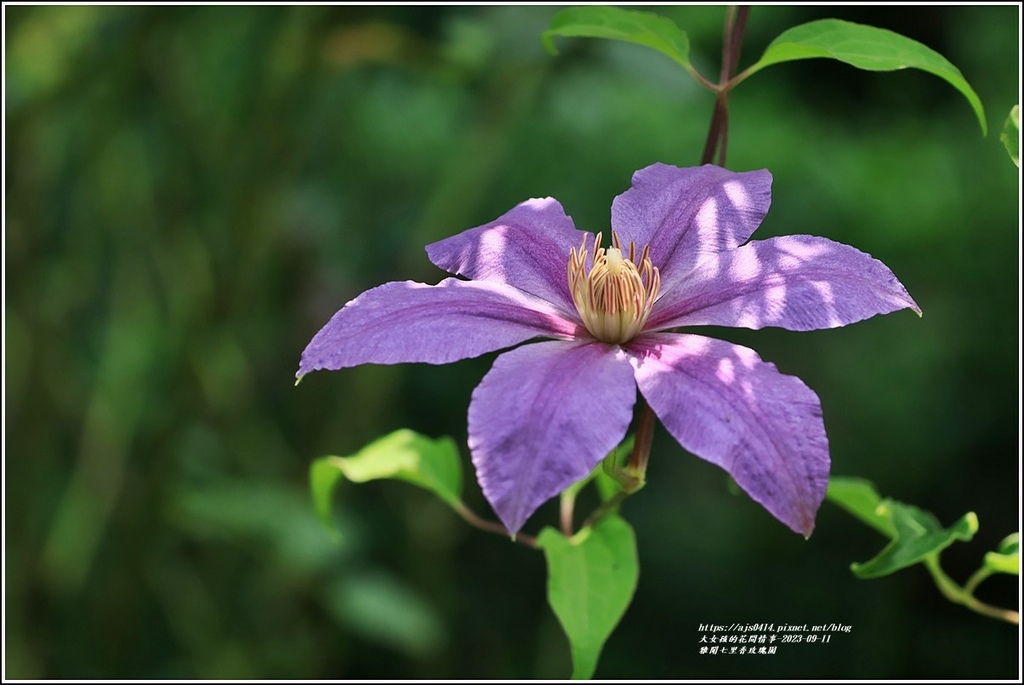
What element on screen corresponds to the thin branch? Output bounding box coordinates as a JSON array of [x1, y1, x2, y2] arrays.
[[717, 104, 730, 167], [581, 489, 630, 531], [700, 94, 727, 166], [687, 65, 720, 92], [454, 503, 538, 548], [720, 6, 737, 84], [627, 397, 658, 476], [924, 556, 1019, 625], [700, 6, 750, 168], [560, 489, 575, 537], [728, 6, 750, 80]]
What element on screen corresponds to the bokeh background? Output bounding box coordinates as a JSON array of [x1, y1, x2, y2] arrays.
[[4, 4, 1019, 679]]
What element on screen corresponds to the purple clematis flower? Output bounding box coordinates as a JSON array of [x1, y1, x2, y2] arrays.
[[298, 163, 920, 538]]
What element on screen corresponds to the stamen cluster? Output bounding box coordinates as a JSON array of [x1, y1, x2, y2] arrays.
[[568, 231, 661, 344]]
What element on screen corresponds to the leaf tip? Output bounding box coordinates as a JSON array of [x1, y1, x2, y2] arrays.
[[997, 532, 1020, 554], [965, 511, 980, 535], [540, 31, 560, 56]]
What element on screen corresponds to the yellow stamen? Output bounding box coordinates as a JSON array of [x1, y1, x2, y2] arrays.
[[567, 231, 660, 344]]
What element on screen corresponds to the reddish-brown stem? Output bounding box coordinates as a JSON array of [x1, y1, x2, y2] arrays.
[[722, 6, 749, 85], [720, 6, 738, 82], [560, 490, 575, 537], [700, 94, 728, 166], [701, 6, 750, 168], [590, 6, 755, 534], [626, 397, 658, 475], [455, 503, 538, 548]]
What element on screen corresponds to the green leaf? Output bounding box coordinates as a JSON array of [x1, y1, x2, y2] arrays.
[[542, 6, 691, 72], [826, 476, 897, 538], [1001, 104, 1019, 167], [746, 19, 986, 135], [310, 429, 463, 539], [538, 515, 639, 680], [983, 532, 1020, 576], [310, 461, 347, 541], [851, 501, 977, 579], [996, 532, 1019, 555]]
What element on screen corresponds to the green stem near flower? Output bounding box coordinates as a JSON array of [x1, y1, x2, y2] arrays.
[[923, 556, 1020, 625], [581, 489, 630, 532]]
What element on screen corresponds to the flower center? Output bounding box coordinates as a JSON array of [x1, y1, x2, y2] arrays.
[[567, 231, 660, 344]]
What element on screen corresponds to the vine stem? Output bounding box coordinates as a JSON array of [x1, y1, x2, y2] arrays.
[[700, 5, 750, 168], [924, 556, 1020, 625], [581, 489, 630, 531], [623, 6, 752, 516], [455, 503, 537, 548], [560, 488, 576, 537], [626, 397, 657, 475]]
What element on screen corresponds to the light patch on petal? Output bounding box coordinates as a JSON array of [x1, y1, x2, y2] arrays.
[[810, 280, 843, 327], [298, 278, 581, 377], [479, 225, 510, 278], [722, 179, 752, 217], [648, 235, 921, 332], [778, 237, 832, 260], [726, 242, 764, 282], [521, 197, 560, 211], [693, 196, 720, 252], [426, 197, 586, 312], [627, 332, 829, 537], [716, 356, 736, 384], [468, 340, 636, 534], [610, 164, 773, 293]]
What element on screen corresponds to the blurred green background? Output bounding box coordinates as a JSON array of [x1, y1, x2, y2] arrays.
[[4, 4, 1019, 679]]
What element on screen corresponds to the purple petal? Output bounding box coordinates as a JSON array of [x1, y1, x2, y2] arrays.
[[426, 197, 584, 314], [468, 340, 636, 534], [611, 163, 772, 292], [628, 333, 829, 537], [298, 279, 581, 377], [648, 235, 921, 332]]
